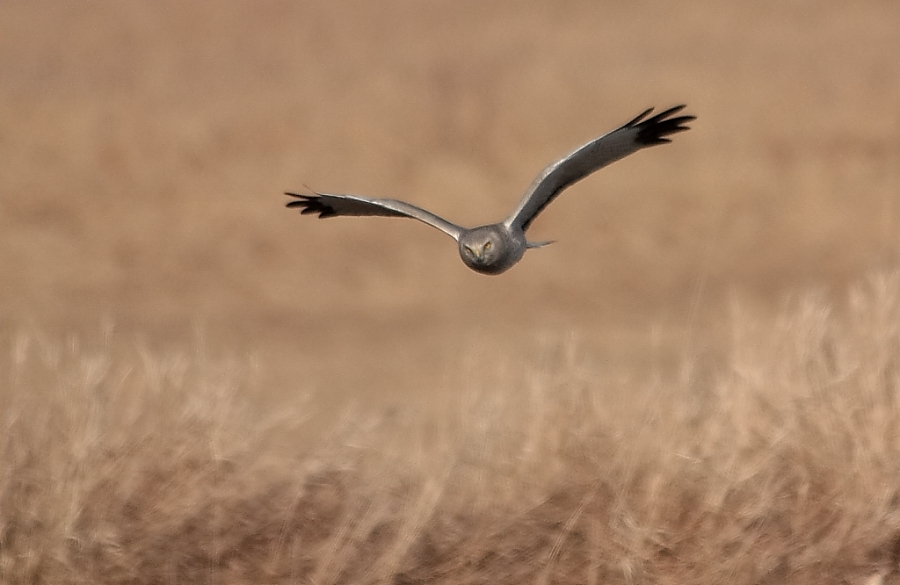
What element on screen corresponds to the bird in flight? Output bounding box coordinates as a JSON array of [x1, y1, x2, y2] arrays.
[[286, 105, 694, 275]]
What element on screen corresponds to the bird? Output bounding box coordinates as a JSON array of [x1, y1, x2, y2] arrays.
[[286, 105, 694, 275]]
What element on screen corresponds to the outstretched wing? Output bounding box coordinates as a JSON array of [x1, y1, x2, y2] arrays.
[[505, 105, 695, 231], [285, 191, 464, 241]]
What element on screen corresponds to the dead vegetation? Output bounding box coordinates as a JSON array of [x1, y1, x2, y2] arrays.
[[3, 273, 900, 584]]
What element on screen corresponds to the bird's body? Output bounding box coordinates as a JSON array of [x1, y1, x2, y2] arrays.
[[287, 105, 694, 275], [458, 224, 526, 275]]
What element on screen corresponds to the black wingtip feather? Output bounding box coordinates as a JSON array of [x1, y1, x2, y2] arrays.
[[624, 107, 655, 128], [628, 104, 695, 146], [284, 191, 336, 218]]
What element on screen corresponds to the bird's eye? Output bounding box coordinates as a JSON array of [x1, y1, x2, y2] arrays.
[[464, 246, 474, 256], [484, 241, 492, 251]]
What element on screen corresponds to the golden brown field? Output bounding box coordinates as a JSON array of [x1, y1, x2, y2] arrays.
[[2, 1, 900, 583]]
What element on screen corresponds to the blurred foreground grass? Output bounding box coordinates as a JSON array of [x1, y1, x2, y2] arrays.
[[3, 271, 900, 584]]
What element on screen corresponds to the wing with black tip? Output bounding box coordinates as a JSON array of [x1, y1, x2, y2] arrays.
[[505, 105, 695, 231], [286, 191, 464, 241]]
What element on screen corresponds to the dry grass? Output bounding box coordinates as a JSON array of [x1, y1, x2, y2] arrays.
[[3, 272, 900, 584]]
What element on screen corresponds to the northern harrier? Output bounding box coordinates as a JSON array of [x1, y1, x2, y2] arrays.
[[286, 105, 694, 275]]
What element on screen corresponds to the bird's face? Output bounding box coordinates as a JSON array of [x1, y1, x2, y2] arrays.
[[459, 226, 511, 274]]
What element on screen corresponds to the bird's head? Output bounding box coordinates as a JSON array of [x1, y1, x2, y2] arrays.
[[458, 226, 510, 274]]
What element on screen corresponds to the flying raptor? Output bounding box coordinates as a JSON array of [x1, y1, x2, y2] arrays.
[[286, 105, 694, 275]]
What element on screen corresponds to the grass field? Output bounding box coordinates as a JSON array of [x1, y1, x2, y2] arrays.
[[2, 1, 900, 582], [4, 277, 900, 584]]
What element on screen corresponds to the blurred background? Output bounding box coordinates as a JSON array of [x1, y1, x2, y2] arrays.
[[2, 0, 899, 408]]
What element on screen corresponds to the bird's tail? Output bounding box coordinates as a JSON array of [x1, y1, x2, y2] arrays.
[[526, 240, 554, 249]]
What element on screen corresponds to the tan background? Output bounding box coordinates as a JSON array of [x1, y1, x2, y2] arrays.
[[2, 0, 899, 408]]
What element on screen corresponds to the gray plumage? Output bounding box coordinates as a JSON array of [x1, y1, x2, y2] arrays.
[[286, 105, 694, 275]]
